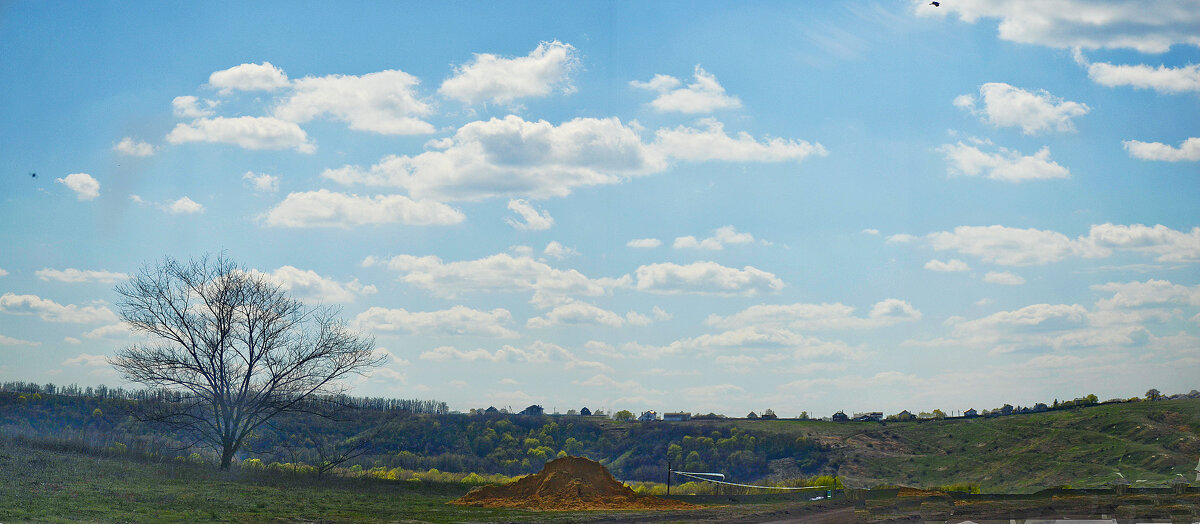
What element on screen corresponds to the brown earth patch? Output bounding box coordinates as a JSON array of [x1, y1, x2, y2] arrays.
[[451, 456, 695, 511]]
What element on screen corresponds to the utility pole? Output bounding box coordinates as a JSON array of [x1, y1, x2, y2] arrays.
[[666, 461, 671, 495]]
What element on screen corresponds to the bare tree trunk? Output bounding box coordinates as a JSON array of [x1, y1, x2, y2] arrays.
[[220, 443, 235, 470]]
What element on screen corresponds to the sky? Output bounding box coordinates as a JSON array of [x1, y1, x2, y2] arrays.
[[1, 1, 1198, 418]]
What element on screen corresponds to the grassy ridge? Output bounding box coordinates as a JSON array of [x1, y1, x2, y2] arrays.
[[789, 398, 1200, 491]]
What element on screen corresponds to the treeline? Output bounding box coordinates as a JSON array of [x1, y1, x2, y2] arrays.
[[0, 381, 447, 415]]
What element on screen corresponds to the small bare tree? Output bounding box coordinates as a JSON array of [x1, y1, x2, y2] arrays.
[[110, 255, 381, 470]]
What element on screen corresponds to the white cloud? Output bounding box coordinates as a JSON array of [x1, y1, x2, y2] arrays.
[[0, 268, 7, 276], [377, 252, 629, 307], [83, 323, 133, 340], [171, 95, 216, 118], [242, 171, 280, 192], [62, 353, 109, 366], [0, 293, 117, 324], [35, 268, 129, 284], [627, 238, 662, 249], [420, 340, 571, 363], [527, 301, 626, 329], [919, 1, 1200, 54], [438, 40, 578, 106], [633, 326, 867, 360], [167, 196, 204, 215], [925, 223, 1200, 265], [499, 378, 520, 386], [323, 115, 664, 202], [543, 241, 578, 259], [572, 374, 658, 396], [673, 226, 758, 250], [634, 261, 783, 296], [706, 299, 922, 331], [928, 225, 1097, 266], [653, 118, 827, 163], [886, 233, 917, 244], [1123, 137, 1200, 162], [984, 271, 1027, 285], [924, 259, 970, 272], [264, 189, 465, 228], [274, 70, 434, 135], [631, 65, 742, 113], [1092, 279, 1200, 309], [113, 137, 155, 157], [56, 173, 100, 201], [63, 337, 80, 345], [355, 305, 517, 338], [1087, 223, 1200, 263], [937, 142, 1069, 182], [506, 199, 554, 230], [208, 62, 290, 93], [0, 333, 38, 346], [954, 83, 1089, 134], [862, 229, 880, 235], [167, 116, 315, 153], [248, 266, 377, 304], [1086, 61, 1200, 94]]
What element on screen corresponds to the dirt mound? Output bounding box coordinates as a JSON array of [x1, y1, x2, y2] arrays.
[[896, 486, 948, 497], [452, 456, 694, 510]]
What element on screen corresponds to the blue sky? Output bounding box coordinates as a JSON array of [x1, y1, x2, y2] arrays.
[[2, 1, 1198, 417]]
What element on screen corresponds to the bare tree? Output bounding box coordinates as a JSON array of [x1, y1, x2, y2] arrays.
[[109, 255, 381, 470]]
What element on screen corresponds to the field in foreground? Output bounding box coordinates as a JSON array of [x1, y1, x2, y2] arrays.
[[5, 437, 1200, 523]]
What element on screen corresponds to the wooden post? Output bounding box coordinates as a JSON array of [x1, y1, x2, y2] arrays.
[[666, 461, 671, 495]]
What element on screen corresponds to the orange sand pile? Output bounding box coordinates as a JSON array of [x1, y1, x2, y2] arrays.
[[452, 456, 695, 510]]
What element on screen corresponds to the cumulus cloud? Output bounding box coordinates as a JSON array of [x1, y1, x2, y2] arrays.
[[439, 40, 578, 106], [924, 223, 1200, 265], [626, 326, 867, 360], [0, 293, 117, 324], [355, 305, 517, 338], [953, 83, 1089, 134], [924, 259, 970, 272], [634, 261, 783, 296], [0, 268, 7, 277], [274, 70, 434, 134], [167, 196, 204, 215], [706, 299, 922, 331], [627, 238, 662, 249], [653, 118, 827, 163], [0, 333, 38, 346], [1085, 61, 1200, 94], [56, 173, 100, 201], [35, 268, 129, 284], [631, 65, 742, 113], [1092, 279, 1200, 309], [166, 116, 315, 153], [113, 137, 155, 157], [937, 142, 1069, 182], [506, 199, 554, 230], [420, 340, 571, 363], [242, 171, 280, 192], [247, 266, 377, 303], [673, 226, 758, 250], [322, 115, 664, 201], [83, 323, 133, 340], [984, 271, 1027, 285], [917, 0, 1200, 54], [172, 95, 216, 118], [208, 62, 290, 93], [527, 301, 626, 329], [376, 252, 629, 307], [264, 189, 465, 228], [928, 225, 1099, 266], [543, 241, 578, 259], [1123, 137, 1200, 162], [62, 353, 110, 366]]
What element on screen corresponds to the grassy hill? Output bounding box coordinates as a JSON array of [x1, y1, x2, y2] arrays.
[[2, 390, 1197, 493]]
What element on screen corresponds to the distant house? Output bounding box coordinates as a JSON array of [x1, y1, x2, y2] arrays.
[[852, 412, 883, 422], [761, 409, 778, 420], [999, 404, 1014, 416], [746, 411, 759, 419], [579, 407, 592, 416], [831, 410, 849, 422], [663, 412, 691, 421], [1033, 403, 1048, 412], [520, 404, 544, 416], [484, 406, 500, 415], [963, 408, 978, 418], [895, 410, 915, 421], [638, 410, 658, 422]]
